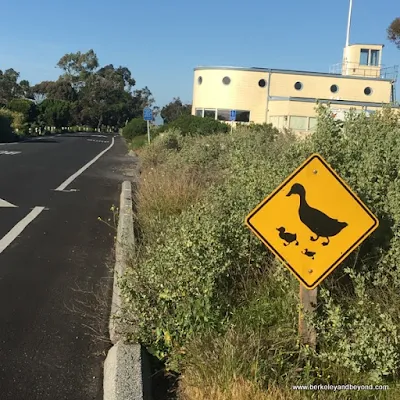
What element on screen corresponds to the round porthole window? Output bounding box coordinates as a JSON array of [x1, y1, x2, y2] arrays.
[[294, 81, 303, 90], [258, 79, 266, 88], [222, 76, 231, 85], [330, 84, 338, 93], [364, 87, 372, 95], [198, 76, 203, 85]]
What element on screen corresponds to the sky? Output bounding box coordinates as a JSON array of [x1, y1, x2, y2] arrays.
[[0, 0, 398, 113]]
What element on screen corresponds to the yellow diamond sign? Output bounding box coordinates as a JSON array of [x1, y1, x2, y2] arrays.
[[245, 154, 379, 290]]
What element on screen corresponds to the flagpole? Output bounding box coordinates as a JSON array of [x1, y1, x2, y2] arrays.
[[345, 0, 353, 47]]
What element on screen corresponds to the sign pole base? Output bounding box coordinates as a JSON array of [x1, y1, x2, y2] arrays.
[[299, 285, 317, 350]]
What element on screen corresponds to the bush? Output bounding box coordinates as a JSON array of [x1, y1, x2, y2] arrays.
[[38, 99, 72, 128], [121, 103, 400, 395], [158, 115, 229, 136], [0, 108, 26, 134], [0, 114, 15, 142], [122, 118, 148, 141], [7, 99, 37, 122]]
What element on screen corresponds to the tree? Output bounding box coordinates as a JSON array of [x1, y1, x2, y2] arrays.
[[161, 97, 192, 124], [57, 49, 99, 87], [31, 80, 77, 102], [19, 80, 33, 99], [38, 99, 72, 127], [0, 68, 23, 103], [387, 18, 400, 49], [7, 99, 37, 123]]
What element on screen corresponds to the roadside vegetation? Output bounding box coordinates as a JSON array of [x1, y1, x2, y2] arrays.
[[0, 49, 159, 142], [119, 104, 400, 399]]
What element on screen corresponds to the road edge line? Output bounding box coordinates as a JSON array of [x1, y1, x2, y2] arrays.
[[55, 137, 115, 191], [104, 180, 149, 400], [0, 207, 45, 254]]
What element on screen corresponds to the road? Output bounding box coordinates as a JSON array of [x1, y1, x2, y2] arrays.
[[0, 132, 135, 399]]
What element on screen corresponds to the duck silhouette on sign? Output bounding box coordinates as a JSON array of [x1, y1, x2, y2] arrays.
[[286, 183, 348, 246], [276, 227, 299, 246], [302, 249, 316, 260]]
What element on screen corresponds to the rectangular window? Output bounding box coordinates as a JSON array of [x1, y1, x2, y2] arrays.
[[309, 117, 317, 130], [236, 111, 250, 122], [195, 109, 203, 117], [370, 50, 379, 66], [360, 49, 369, 66], [289, 116, 307, 130], [217, 109, 230, 121], [204, 109, 216, 119], [269, 116, 278, 128], [270, 116, 287, 129]]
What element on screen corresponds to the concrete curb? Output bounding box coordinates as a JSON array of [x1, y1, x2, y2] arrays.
[[104, 180, 149, 400]]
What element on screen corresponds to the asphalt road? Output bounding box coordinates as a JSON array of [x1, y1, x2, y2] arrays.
[[0, 132, 135, 399]]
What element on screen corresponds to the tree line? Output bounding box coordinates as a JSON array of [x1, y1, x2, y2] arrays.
[[0, 49, 160, 133]]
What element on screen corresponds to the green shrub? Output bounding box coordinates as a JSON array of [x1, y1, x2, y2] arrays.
[[0, 108, 26, 133], [123, 118, 147, 141], [7, 99, 37, 122], [0, 114, 15, 142], [158, 115, 229, 136], [121, 103, 400, 389], [38, 99, 72, 128]]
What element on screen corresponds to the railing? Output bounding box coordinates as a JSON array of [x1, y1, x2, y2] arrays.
[[329, 62, 398, 81]]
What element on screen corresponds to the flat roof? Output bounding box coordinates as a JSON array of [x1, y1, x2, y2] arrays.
[[194, 66, 393, 82], [348, 43, 384, 47]]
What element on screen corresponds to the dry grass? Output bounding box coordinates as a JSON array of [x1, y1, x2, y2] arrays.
[[136, 162, 224, 240], [179, 377, 306, 400]]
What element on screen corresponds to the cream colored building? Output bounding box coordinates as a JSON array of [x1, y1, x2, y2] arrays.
[[191, 43, 399, 134]]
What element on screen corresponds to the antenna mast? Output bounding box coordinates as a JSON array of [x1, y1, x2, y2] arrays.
[[345, 0, 353, 47]]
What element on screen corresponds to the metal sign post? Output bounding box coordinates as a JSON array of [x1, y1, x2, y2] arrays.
[[230, 110, 236, 133], [143, 107, 153, 144]]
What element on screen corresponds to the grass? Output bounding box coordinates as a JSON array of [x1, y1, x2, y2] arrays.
[[130, 134, 148, 150]]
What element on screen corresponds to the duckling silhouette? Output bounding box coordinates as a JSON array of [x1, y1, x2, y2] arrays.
[[286, 183, 348, 246], [302, 249, 316, 260], [276, 227, 299, 246]]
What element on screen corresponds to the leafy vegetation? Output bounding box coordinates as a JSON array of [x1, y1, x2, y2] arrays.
[[120, 104, 400, 399], [0, 49, 160, 141], [0, 114, 14, 142], [161, 97, 192, 124], [388, 17, 400, 49], [122, 118, 148, 141], [158, 115, 229, 136]]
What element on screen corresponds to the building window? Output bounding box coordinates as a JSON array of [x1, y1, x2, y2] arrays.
[[370, 50, 379, 66], [195, 108, 203, 117], [289, 116, 307, 130], [294, 81, 303, 90], [198, 76, 203, 85], [217, 109, 230, 121], [236, 111, 250, 122], [204, 109, 216, 119], [360, 49, 369, 66], [330, 84, 338, 93], [309, 117, 317, 131], [258, 79, 266, 87], [222, 76, 231, 85], [269, 116, 287, 129], [364, 87, 372, 96]]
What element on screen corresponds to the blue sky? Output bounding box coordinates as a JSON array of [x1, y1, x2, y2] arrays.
[[0, 0, 398, 110]]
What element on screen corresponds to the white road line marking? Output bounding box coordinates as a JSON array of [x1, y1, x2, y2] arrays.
[[0, 150, 21, 155], [55, 136, 115, 191], [0, 206, 45, 254], [0, 198, 17, 207]]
